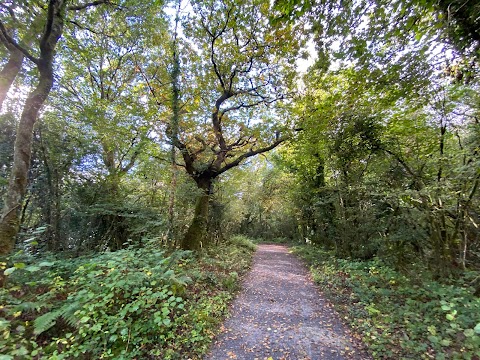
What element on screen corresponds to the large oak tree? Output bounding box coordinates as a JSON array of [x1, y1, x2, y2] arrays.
[[161, 0, 303, 249]]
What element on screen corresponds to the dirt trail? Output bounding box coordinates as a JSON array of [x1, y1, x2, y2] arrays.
[[205, 244, 371, 360]]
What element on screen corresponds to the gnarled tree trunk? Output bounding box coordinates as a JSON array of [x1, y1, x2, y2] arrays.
[[180, 177, 212, 250]]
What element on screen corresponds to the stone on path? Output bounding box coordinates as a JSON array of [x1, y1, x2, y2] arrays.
[[205, 244, 371, 360]]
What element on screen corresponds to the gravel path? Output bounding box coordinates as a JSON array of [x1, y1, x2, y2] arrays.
[[205, 244, 371, 360]]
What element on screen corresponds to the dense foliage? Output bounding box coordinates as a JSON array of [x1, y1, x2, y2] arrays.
[[293, 245, 480, 359], [277, 70, 480, 275], [0, 236, 255, 359]]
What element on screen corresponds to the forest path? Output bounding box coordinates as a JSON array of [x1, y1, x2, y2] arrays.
[[205, 244, 371, 360]]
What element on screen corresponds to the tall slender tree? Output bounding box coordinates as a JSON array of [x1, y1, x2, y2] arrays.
[[168, 0, 182, 243], [0, 0, 113, 255]]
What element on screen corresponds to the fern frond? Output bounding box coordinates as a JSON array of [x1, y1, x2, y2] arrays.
[[59, 302, 81, 328], [34, 310, 62, 335], [13, 301, 44, 312]]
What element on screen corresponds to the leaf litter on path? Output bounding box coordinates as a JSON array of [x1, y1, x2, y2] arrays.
[[205, 244, 371, 360]]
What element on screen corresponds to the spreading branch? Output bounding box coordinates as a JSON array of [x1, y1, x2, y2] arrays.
[[68, 0, 114, 11], [200, 5, 233, 91], [218, 137, 287, 176], [0, 20, 38, 64], [220, 97, 280, 118], [68, 20, 109, 36]]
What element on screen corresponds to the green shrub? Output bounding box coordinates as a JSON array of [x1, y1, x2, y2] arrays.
[[0, 236, 256, 359], [1, 247, 189, 359], [228, 235, 257, 252], [293, 245, 480, 360]]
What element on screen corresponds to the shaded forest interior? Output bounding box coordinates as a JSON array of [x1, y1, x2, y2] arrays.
[[0, 0, 479, 359]]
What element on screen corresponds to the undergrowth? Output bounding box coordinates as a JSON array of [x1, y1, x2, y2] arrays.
[[252, 236, 299, 245], [0, 236, 256, 359], [292, 245, 480, 360]]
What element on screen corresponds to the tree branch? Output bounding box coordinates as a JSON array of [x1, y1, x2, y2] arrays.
[[68, 20, 110, 36], [134, 57, 168, 107], [201, 5, 233, 91], [379, 145, 425, 190], [68, 0, 115, 11], [218, 137, 287, 175], [220, 97, 279, 117], [0, 4, 17, 23], [39, 0, 57, 53], [0, 20, 38, 64]]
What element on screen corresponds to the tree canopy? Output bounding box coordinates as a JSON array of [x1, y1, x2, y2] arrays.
[[0, 0, 477, 263]]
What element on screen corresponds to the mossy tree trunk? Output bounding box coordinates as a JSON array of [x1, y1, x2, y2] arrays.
[[180, 177, 212, 250]]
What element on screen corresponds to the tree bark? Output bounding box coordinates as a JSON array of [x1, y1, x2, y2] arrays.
[[0, 74, 54, 254], [0, 0, 65, 256], [180, 177, 212, 250], [168, 1, 181, 244], [0, 49, 24, 111], [0, 12, 42, 111]]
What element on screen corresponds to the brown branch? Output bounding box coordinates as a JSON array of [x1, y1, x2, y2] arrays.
[[120, 150, 140, 174], [218, 137, 286, 175], [39, 0, 56, 52], [68, 0, 114, 11], [68, 20, 109, 36], [220, 97, 279, 117], [201, 5, 233, 91], [0, 20, 38, 64], [176, 139, 196, 175], [209, 35, 225, 90], [212, 92, 232, 151], [380, 145, 425, 190], [134, 57, 167, 107]]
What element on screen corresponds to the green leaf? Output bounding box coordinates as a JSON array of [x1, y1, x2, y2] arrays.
[[39, 261, 55, 267], [12, 346, 28, 356], [446, 313, 455, 321], [25, 266, 41, 272], [474, 323, 480, 334], [464, 329, 475, 337], [428, 335, 439, 343], [4, 268, 15, 275], [440, 339, 451, 346], [0, 318, 10, 330], [13, 262, 25, 269]]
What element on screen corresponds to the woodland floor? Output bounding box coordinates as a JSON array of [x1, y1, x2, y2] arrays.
[[205, 244, 371, 360]]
